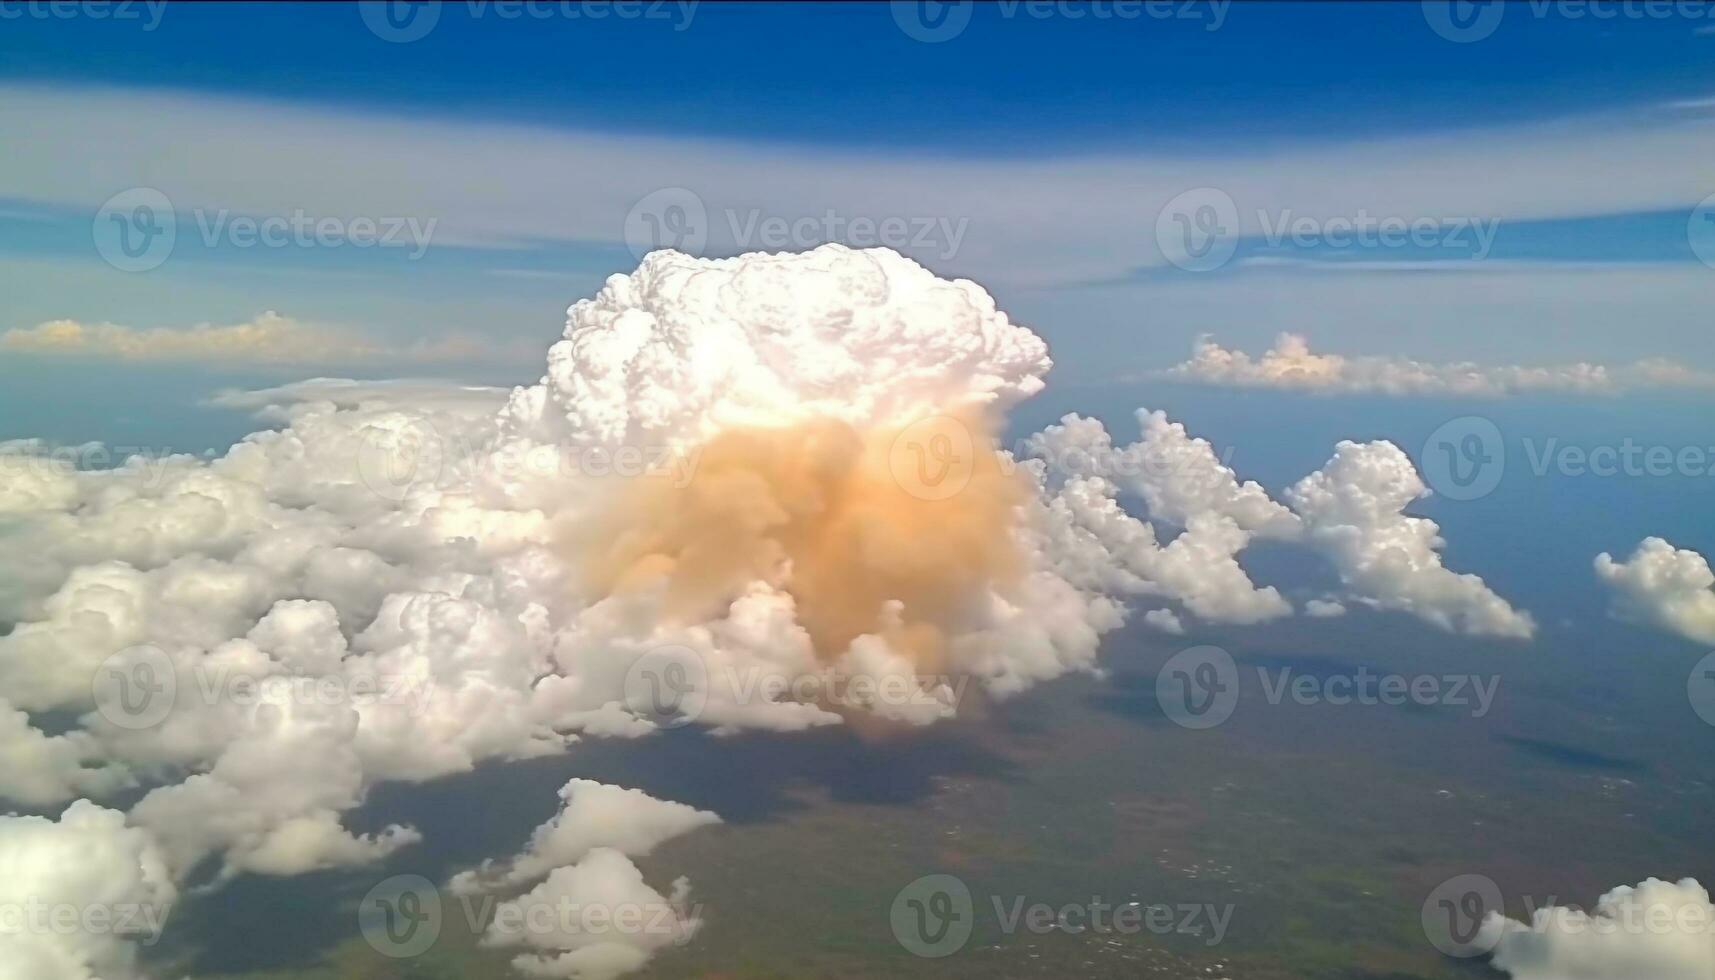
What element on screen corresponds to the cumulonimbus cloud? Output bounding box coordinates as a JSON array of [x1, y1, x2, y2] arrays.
[[0, 245, 1539, 978]]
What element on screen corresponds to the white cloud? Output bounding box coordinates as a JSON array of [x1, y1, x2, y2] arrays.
[[482, 849, 701, 980], [450, 779, 720, 896], [1483, 877, 1715, 979], [1286, 440, 1536, 638], [0, 312, 516, 367], [0, 245, 1535, 978], [1595, 538, 1715, 644], [0, 801, 176, 980], [1162, 333, 1715, 397], [7, 85, 1715, 287]]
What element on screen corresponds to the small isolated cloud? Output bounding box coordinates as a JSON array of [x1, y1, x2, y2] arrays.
[[450, 779, 720, 896], [1594, 538, 1715, 644], [1161, 333, 1715, 398], [0, 311, 523, 367], [1483, 877, 1715, 979]]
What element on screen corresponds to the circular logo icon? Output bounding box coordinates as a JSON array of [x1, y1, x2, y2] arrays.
[[1422, 0, 1504, 43], [889, 415, 975, 502], [1420, 416, 1505, 501], [890, 873, 974, 958], [622, 645, 709, 729], [1156, 645, 1239, 730], [355, 417, 445, 504], [1156, 187, 1239, 272], [890, 0, 973, 43], [359, 0, 441, 42], [93, 188, 176, 273], [359, 874, 442, 958], [1688, 652, 1715, 727], [92, 645, 177, 731], [1421, 873, 1503, 958], [1688, 192, 1715, 271], [624, 187, 708, 260]]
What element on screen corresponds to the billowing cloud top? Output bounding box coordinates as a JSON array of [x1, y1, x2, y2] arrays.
[[498, 245, 1051, 449]]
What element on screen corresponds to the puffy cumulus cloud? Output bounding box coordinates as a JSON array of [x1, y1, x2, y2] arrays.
[[1594, 538, 1715, 644], [1023, 410, 1532, 637], [450, 779, 720, 896], [482, 849, 701, 980], [1162, 333, 1715, 398], [0, 245, 1530, 977], [0, 801, 176, 980], [1285, 441, 1536, 638], [1482, 878, 1715, 979], [0, 312, 519, 367]]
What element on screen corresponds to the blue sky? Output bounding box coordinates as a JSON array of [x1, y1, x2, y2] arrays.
[[2, 1, 1715, 407]]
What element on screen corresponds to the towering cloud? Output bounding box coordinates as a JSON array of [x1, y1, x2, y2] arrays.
[[1595, 538, 1715, 644], [0, 246, 1538, 978]]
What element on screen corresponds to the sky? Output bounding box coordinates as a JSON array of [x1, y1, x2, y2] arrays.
[[8, 7, 1715, 980], [3, 0, 1715, 420]]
